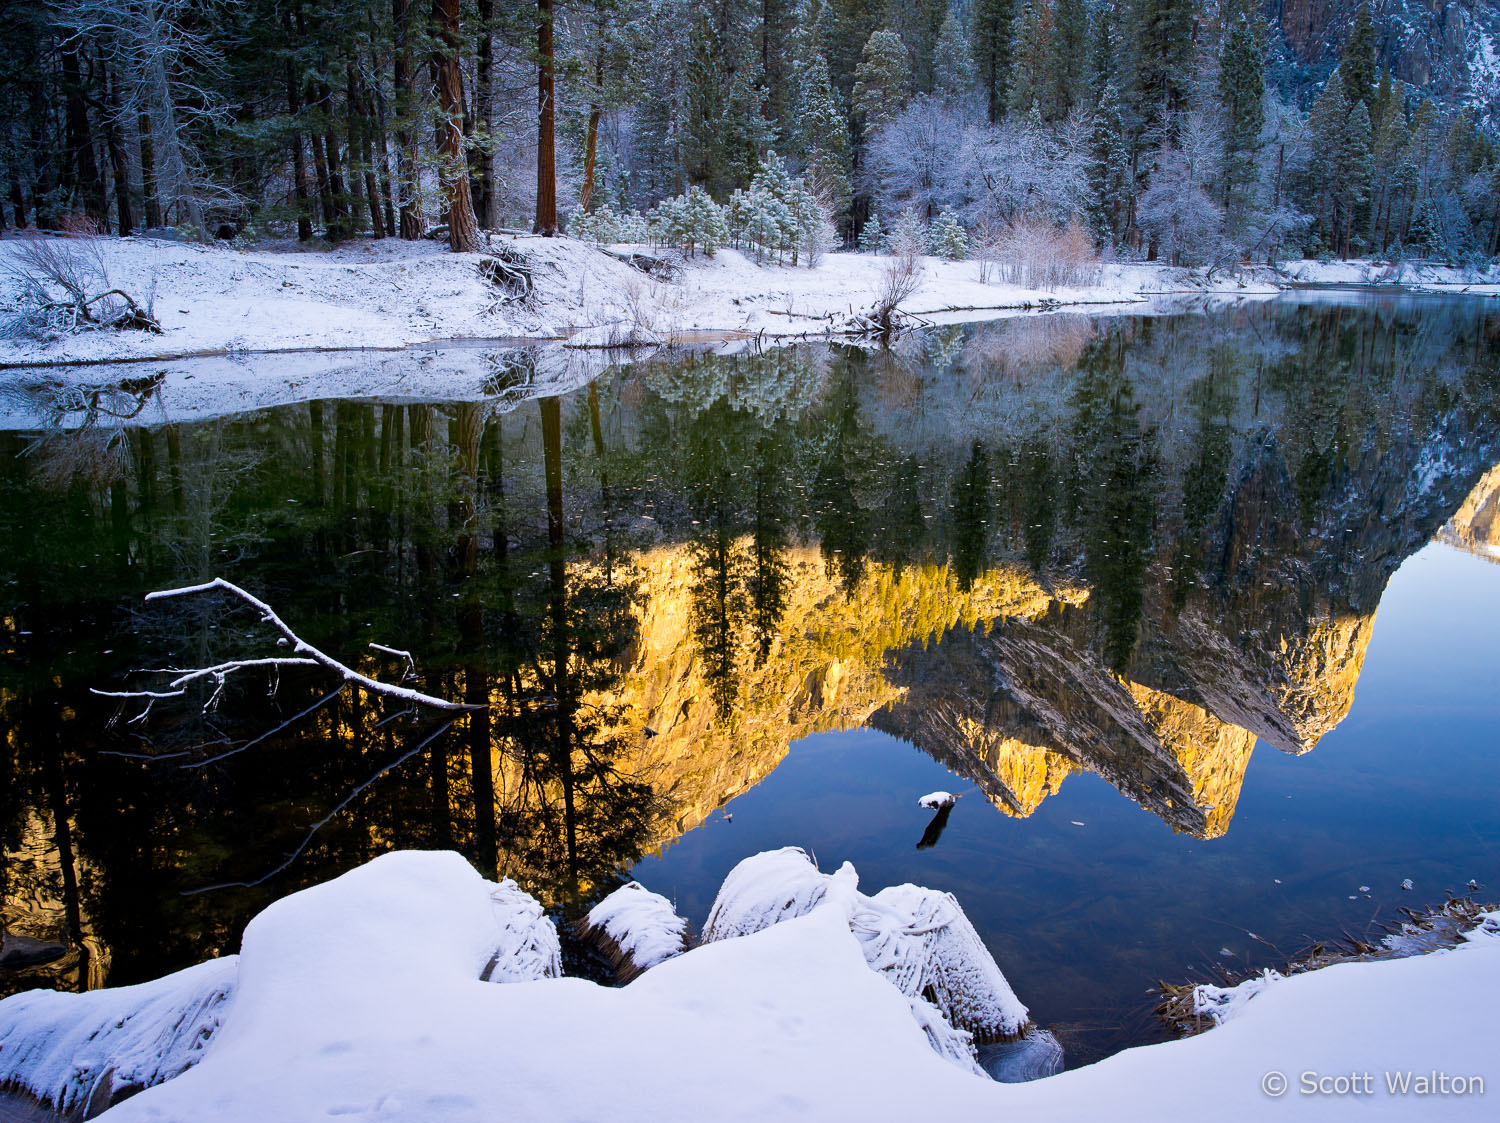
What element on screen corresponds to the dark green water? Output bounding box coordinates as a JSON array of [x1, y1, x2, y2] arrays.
[[3, 293, 1500, 1067]]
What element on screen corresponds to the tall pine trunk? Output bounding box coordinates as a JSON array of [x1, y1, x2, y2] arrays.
[[103, 66, 134, 236], [475, 0, 496, 228], [60, 39, 107, 227], [430, 0, 482, 252], [137, 112, 162, 229], [580, 54, 603, 214], [534, 0, 558, 235], [393, 0, 425, 238], [283, 23, 314, 241]]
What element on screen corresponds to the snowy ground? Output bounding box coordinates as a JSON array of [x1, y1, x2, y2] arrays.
[[0, 231, 1306, 369], [0, 850, 1496, 1122]]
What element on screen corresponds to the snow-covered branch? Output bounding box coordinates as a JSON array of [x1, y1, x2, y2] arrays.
[[102, 578, 481, 713]]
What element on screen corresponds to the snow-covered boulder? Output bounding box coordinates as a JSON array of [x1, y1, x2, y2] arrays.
[[0, 955, 235, 1118], [918, 791, 956, 809], [483, 878, 562, 983], [577, 882, 689, 983], [0, 851, 559, 1119], [700, 848, 1031, 1072]]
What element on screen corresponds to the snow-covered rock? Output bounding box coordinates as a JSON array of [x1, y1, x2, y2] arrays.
[[701, 847, 1030, 1070], [917, 791, 956, 809], [0, 853, 1497, 1120], [0, 955, 235, 1118], [578, 881, 688, 983]]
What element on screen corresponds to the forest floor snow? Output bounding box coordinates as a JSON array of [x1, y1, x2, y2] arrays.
[[0, 850, 1497, 1121], [0, 231, 1287, 368]]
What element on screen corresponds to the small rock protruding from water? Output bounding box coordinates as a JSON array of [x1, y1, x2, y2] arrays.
[[0, 934, 67, 972]]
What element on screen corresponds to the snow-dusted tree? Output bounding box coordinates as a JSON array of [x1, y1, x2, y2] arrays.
[[932, 209, 968, 259], [852, 29, 912, 134], [861, 96, 966, 221], [958, 112, 1090, 227], [58, 0, 239, 241], [859, 213, 884, 253], [666, 185, 729, 255], [1217, 9, 1265, 233], [1089, 83, 1134, 245], [1138, 142, 1225, 265], [887, 207, 929, 259]]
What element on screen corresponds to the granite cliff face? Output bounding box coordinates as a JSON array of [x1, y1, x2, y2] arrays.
[[1268, 0, 1500, 101]]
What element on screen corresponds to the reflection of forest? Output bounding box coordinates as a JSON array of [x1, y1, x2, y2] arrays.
[[3, 297, 1500, 994]]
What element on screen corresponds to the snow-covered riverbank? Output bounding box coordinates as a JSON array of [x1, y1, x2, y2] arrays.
[[15, 231, 1488, 369], [0, 850, 1495, 1122]]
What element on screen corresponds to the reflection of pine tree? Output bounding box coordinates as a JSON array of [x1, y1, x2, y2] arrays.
[[950, 440, 991, 592], [747, 428, 792, 667], [1069, 351, 1159, 672], [1170, 356, 1237, 609], [873, 454, 927, 575], [684, 399, 751, 723], [811, 367, 870, 592], [1019, 437, 1058, 574]]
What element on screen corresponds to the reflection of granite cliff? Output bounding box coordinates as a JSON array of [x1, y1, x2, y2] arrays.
[[1438, 461, 1500, 563], [870, 604, 1255, 839], [604, 547, 1077, 845]]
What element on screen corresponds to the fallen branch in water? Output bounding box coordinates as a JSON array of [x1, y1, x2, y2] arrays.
[[94, 577, 481, 714]]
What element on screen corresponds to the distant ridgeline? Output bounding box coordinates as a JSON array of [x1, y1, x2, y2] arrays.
[[3, 297, 1500, 997], [4, 1, 1500, 262]]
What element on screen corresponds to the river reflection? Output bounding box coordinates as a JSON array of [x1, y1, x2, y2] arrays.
[[4, 296, 1500, 1062]]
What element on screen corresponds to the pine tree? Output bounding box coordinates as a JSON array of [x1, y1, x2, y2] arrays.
[[1089, 82, 1133, 244], [859, 212, 884, 253], [1340, 4, 1378, 118], [933, 12, 977, 103], [852, 29, 912, 135], [971, 0, 1016, 123], [795, 50, 852, 219], [1218, 11, 1265, 229], [682, 3, 769, 198], [932, 208, 968, 259], [1049, 0, 1089, 119], [1007, 0, 1052, 119]]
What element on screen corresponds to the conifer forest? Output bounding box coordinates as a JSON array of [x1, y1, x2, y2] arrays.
[[4, 0, 1500, 265]]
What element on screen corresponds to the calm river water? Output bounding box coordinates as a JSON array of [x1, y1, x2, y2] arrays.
[[3, 292, 1499, 1066]]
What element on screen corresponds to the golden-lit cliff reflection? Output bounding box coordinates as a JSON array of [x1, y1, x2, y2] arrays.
[[1440, 461, 1500, 562]]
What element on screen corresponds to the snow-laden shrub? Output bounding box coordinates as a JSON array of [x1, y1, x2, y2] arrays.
[[987, 213, 1100, 288], [0, 231, 160, 339], [886, 208, 928, 260], [932, 209, 968, 260], [569, 203, 622, 244], [649, 186, 728, 256], [728, 152, 833, 266]]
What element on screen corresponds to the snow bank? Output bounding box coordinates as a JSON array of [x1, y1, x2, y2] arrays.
[[578, 882, 688, 983], [3, 854, 1498, 1121], [701, 847, 1029, 1069], [0, 232, 1220, 369]]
